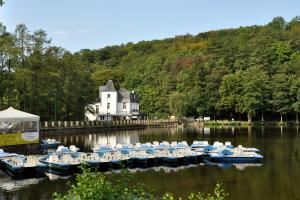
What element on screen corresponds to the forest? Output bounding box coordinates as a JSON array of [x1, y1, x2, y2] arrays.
[[1, 16, 300, 122]]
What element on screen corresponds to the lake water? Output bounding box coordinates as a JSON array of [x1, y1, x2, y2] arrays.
[[1, 125, 300, 200]]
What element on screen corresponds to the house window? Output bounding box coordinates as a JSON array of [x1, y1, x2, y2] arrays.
[[100, 116, 104, 120], [96, 105, 99, 113], [123, 103, 126, 109], [107, 94, 110, 98], [107, 103, 110, 109]]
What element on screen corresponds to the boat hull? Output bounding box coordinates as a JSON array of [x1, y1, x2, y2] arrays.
[[206, 156, 263, 163], [39, 159, 80, 175], [185, 155, 198, 164], [99, 161, 112, 171], [85, 160, 101, 168], [3, 162, 46, 179], [111, 160, 123, 169], [161, 157, 185, 166], [41, 143, 61, 149], [134, 157, 150, 168]]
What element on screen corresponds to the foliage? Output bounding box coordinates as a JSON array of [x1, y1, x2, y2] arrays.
[[162, 183, 228, 200], [169, 92, 188, 119], [54, 167, 154, 200], [1, 16, 300, 121], [54, 167, 227, 200]]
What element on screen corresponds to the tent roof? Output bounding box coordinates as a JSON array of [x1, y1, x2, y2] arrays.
[[0, 107, 40, 121]]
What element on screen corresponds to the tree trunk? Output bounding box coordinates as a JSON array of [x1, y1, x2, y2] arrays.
[[23, 80, 26, 110], [296, 113, 299, 125], [247, 113, 252, 124], [7, 58, 11, 106], [280, 114, 283, 124], [261, 112, 264, 124], [0, 58, 3, 110]]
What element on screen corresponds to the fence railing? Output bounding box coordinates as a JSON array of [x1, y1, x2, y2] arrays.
[[41, 119, 178, 129]]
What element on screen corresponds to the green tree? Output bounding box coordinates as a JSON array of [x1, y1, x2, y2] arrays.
[[169, 92, 188, 120], [270, 73, 292, 123], [14, 24, 30, 110], [218, 72, 243, 120], [291, 77, 300, 124], [241, 66, 270, 123]]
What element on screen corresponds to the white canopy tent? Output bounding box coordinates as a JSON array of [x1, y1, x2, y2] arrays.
[[0, 107, 40, 131], [0, 107, 40, 122], [0, 108, 40, 146]]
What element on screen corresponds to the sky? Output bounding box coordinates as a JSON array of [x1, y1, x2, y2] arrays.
[[0, 0, 299, 52]]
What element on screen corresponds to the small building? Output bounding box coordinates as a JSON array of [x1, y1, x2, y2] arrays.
[[85, 80, 141, 121], [0, 107, 40, 148], [204, 117, 211, 121]]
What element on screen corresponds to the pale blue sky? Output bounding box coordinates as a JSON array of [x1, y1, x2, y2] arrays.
[[0, 0, 299, 52]]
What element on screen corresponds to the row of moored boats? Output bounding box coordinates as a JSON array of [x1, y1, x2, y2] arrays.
[[0, 140, 263, 179]]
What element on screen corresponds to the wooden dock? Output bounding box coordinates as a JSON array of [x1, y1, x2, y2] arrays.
[[40, 120, 179, 136]]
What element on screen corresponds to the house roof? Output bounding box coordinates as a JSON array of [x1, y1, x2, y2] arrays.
[[0, 107, 40, 122], [99, 80, 139, 103], [99, 80, 116, 92], [118, 88, 130, 102]]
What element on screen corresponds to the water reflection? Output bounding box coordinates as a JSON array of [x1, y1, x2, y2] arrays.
[[0, 170, 45, 192], [44, 172, 70, 181], [204, 127, 210, 135], [54, 131, 140, 152], [204, 162, 262, 170], [1, 126, 300, 200]]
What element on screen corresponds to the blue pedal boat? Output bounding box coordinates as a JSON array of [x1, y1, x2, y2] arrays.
[[184, 152, 199, 164], [161, 148, 186, 167], [39, 154, 81, 175], [190, 141, 209, 150], [41, 139, 61, 149], [0, 149, 18, 169], [206, 149, 263, 163], [3, 155, 46, 179]]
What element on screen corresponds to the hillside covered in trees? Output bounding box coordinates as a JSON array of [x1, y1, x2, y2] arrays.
[[1, 16, 300, 122]]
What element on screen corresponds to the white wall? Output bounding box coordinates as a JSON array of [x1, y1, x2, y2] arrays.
[[100, 91, 117, 115], [116, 102, 131, 115], [85, 90, 140, 121]]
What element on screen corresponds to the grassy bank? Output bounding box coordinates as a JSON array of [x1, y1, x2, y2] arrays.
[[201, 120, 299, 126]]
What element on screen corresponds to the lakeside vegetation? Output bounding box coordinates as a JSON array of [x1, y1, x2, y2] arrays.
[[54, 167, 228, 200], [1, 14, 300, 122]]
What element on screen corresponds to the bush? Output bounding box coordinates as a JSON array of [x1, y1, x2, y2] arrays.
[[162, 183, 228, 200], [53, 167, 154, 200], [54, 167, 228, 200]]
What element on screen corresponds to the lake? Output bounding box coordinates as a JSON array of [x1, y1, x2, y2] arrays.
[[0, 125, 300, 200]]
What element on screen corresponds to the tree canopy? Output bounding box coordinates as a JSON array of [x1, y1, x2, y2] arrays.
[[1, 16, 300, 121]]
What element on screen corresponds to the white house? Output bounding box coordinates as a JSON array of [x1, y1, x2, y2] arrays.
[[85, 80, 141, 121]]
